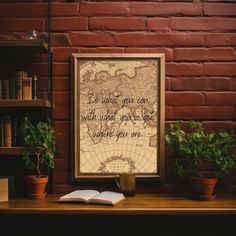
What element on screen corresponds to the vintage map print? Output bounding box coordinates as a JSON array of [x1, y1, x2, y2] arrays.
[[72, 54, 165, 179]]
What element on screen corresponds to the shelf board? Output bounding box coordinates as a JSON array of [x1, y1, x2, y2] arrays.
[[0, 39, 48, 53], [0, 147, 25, 155], [0, 99, 51, 108]]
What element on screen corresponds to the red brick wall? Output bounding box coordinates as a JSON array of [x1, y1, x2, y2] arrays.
[[0, 0, 236, 194]]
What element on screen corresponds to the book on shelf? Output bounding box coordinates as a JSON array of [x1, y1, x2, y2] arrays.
[[2, 79, 10, 99], [0, 80, 2, 99], [3, 116, 11, 147], [23, 76, 32, 100], [32, 75, 37, 99], [16, 71, 26, 100], [9, 77, 16, 99], [11, 117, 17, 147], [58, 190, 125, 206], [0, 117, 3, 147]]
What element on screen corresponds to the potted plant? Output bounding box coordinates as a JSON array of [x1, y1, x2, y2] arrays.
[[166, 121, 236, 200], [22, 117, 56, 199]]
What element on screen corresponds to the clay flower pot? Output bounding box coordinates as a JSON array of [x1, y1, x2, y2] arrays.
[[25, 175, 48, 199], [190, 176, 217, 201]]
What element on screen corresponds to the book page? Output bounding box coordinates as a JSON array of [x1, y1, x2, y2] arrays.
[[58, 190, 99, 203], [89, 191, 125, 205]]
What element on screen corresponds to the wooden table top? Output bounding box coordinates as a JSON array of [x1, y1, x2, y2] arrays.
[[1, 194, 236, 215]]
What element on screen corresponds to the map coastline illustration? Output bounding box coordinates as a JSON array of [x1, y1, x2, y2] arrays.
[[79, 59, 159, 174]]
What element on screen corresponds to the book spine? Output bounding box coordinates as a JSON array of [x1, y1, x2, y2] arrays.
[[2, 79, 10, 99], [3, 116, 12, 147], [32, 75, 37, 100], [9, 77, 16, 99], [0, 117, 3, 147], [16, 116, 23, 146], [11, 117, 17, 147], [23, 77, 32, 100], [16, 71, 24, 100], [0, 80, 2, 100]]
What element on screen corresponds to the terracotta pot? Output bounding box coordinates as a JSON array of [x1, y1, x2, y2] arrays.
[[25, 175, 48, 199], [190, 176, 217, 201]]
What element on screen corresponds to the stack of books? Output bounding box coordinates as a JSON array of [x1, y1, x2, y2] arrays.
[[0, 71, 37, 100], [0, 116, 23, 147]]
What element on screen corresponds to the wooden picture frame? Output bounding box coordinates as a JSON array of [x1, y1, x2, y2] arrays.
[[71, 54, 165, 180]]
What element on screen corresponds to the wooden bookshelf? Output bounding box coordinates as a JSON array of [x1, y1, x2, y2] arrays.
[[0, 39, 48, 53], [0, 147, 24, 155], [0, 99, 51, 108]]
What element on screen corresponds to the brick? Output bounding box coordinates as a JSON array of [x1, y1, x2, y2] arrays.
[[80, 47, 124, 53], [202, 121, 236, 132], [170, 18, 236, 31], [205, 92, 236, 105], [204, 4, 236, 16], [52, 3, 78, 17], [51, 17, 87, 31], [90, 17, 146, 31], [80, 2, 129, 16], [173, 106, 234, 120], [166, 63, 203, 76], [54, 121, 69, 134], [53, 172, 69, 184], [203, 63, 236, 76], [231, 78, 236, 90], [53, 91, 69, 106], [70, 32, 115, 46], [129, 3, 202, 16], [174, 48, 235, 61], [205, 33, 236, 46], [166, 92, 204, 105], [124, 48, 173, 61], [55, 159, 69, 172], [51, 33, 71, 47], [171, 77, 231, 91], [53, 63, 70, 76], [147, 18, 170, 31], [0, 18, 44, 32], [166, 77, 171, 90], [53, 77, 70, 91], [53, 47, 80, 62], [0, 3, 78, 17], [53, 106, 69, 120], [115, 33, 204, 47], [165, 106, 173, 120]]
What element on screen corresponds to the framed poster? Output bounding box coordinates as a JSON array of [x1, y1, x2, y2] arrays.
[[71, 54, 165, 180]]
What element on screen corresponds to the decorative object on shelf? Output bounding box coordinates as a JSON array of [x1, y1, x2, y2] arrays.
[[26, 30, 39, 40], [22, 117, 55, 199], [71, 53, 165, 180], [166, 121, 236, 201], [115, 173, 136, 197]]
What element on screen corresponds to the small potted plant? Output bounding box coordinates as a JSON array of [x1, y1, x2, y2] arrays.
[[166, 121, 236, 200], [22, 117, 55, 199]]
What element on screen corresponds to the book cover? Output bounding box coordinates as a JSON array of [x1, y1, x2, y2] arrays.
[[23, 76, 32, 100], [3, 116, 12, 147]]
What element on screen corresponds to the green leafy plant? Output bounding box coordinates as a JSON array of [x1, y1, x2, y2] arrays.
[[22, 117, 56, 178], [166, 121, 236, 179]]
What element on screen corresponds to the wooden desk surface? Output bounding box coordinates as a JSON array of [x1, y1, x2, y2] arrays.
[[1, 194, 236, 215]]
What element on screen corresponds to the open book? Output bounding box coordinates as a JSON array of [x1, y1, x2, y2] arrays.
[[58, 190, 125, 206]]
